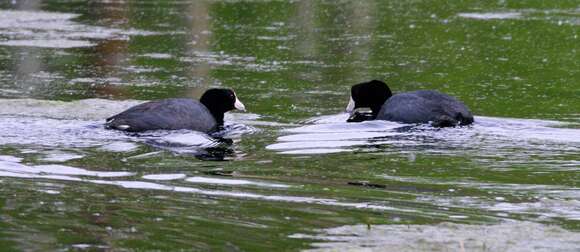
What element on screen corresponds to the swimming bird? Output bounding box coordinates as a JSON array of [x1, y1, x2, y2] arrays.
[[345, 80, 473, 127], [106, 88, 245, 133]]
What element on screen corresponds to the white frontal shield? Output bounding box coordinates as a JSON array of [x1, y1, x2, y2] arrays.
[[345, 96, 355, 113], [234, 93, 246, 111]]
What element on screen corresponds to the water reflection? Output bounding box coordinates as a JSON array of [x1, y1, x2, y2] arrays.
[[0, 0, 579, 250], [141, 131, 237, 161]]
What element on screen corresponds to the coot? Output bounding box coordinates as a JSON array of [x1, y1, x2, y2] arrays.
[[106, 88, 245, 133], [345, 80, 473, 127]]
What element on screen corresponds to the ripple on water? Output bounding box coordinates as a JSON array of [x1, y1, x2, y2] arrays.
[[0, 98, 141, 121], [0, 10, 160, 48], [1, 97, 579, 234], [267, 114, 580, 160], [139, 53, 174, 59], [99, 142, 140, 152], [0, 99, 256, 154], [40, 152, 84, 162], [457, 9, 580, 26], [458, 12, 522, 20], [0, 115, 130, 148], [0, 159, 133, 178], [290, 222, 580, 251], [0, 39, 94, 48], [0, 155, 428, 216], [0, 155, 23, 162], [142, 174, 187, 181], [185, 176, 290, 188]]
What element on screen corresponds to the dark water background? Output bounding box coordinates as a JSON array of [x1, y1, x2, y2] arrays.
[[0, 0, 579, 251]]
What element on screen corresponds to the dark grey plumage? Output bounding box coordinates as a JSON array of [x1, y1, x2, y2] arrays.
[[378, 90, 473, 127], [347, 80, 474, 127], [106, 98, 217, 132], [105, 88, 245, 133]]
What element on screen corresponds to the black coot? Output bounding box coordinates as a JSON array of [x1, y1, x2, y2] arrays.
[[105, 88, 245, 132], [345, 80, 473, 127]]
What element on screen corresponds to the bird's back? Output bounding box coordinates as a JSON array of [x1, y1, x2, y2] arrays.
[[377, 90, 473, 126], [106, 98, 217, 132]]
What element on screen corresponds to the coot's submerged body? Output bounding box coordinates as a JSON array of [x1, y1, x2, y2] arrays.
[[106, 88, 245, 133], [346, 80, 473, 127]]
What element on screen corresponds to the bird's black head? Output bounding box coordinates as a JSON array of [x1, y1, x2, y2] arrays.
[[345, 80, 392, 121], [200, 88, 245, 124]]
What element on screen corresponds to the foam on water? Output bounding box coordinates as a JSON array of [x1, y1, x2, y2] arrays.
[[291, 222, 580, 251]]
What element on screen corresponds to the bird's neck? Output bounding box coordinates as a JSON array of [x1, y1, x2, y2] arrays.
[[370, 105, 382, 117], [209, 109, 225, 125]]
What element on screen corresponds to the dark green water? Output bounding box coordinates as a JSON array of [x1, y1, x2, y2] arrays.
[[0, 0, 579, 251]]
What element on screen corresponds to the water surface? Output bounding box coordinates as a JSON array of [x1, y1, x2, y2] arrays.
[[0, 0, 579, 251]]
